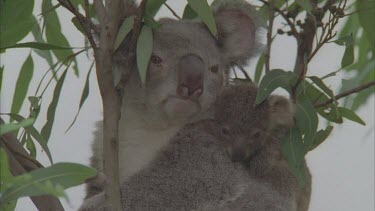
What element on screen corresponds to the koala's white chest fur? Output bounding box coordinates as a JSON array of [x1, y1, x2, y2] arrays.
[[117, 124, 181, 182]]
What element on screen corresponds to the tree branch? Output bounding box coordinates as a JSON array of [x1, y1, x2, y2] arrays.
[[0, 119, 64, 211], [315, 81, 375, 108], [164, 3, 182, 20]]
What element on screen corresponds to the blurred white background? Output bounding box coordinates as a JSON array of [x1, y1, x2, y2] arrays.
[[0, 0, 374, 210]]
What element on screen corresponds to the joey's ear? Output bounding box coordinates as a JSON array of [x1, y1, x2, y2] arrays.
[[268, 95, 295, 130], [212, 0, 264, 65]]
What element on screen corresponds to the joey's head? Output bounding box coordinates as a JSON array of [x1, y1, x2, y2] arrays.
[[219, 126, 268, 162], [113, 0, 263, 124]]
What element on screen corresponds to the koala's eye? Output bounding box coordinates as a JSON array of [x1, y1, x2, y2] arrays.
[[151, 55, 162, 64], [253, 131, 261, 138], [210, 65, 219, 73], [221, 127, 230, 136]]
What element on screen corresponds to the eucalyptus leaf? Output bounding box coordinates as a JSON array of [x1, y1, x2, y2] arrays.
[[4, 113, 53, 164], [341, 45, 354, 68], [357, 0, 375, 51], [114, 16, 135, 50], [11, 54, 34, 117], [310, 126, 334, 150], [0, 163, 96, 205], [26, 134, 37, 158], [0, 0, 34, 47], [338, 107, 366, 126], [71, 17, 85, 34], [0, 118, 35, 136], [280, 127, 307, 187], [183, 4, 198, 19], [41, 63, 70, 143], [66, 62, 94, 132], [146, 0, 167, 17], [254, 53, 265, 83], [187, 0, 217, 37], [332, 34, 354, 46], [295, 93, 319, 151], [0, 42, 76, 51], [144, 12, 162, 29], [296, 0, 312, 13], [136, 25, 153, 85], [256, 69, 298, 104]]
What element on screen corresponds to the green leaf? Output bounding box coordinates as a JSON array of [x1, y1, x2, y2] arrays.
[[357, 1, 375, 51], [256, 69, 298, 104], [254, 54, 265, 83], [341, 45, 354, 68], [295, 94, 319, 151], [5, 113, 53, 164], [136, 25, 153, 85], [0, 118, 35, 136], [144, 12, 162, 29], [31, 16, 57, 80], [66, 62, 94, 132], [11, 54, 34, 117], [0, 42, 76, 51], [296, 0, 312, 13], [332, 34, 354, 46], [44, 1, 79, 76], [71, 17, 85, 34], [0, 0, 34, 47], [0, 148, 13, 189], [280, 127, 307, 187], [41, 63, 70, 143], [308, 76, 335, 98], [114, 16, 135, 50], [310, 126, 334, 150], [0, 163, 97, 205], [26, 134, 37, 158], [338, 107, 366, 126], [146, 0, 167, 17], [182, 4, 198, 19], [187, 0, 217, 37]]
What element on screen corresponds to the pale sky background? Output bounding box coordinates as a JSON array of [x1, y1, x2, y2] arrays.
[[0, 0, 374, 211]]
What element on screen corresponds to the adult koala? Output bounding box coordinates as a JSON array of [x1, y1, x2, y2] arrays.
[[84, 0, 264, 199]]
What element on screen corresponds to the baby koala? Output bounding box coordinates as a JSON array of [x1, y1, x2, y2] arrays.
[[214, 85, 311, 211]]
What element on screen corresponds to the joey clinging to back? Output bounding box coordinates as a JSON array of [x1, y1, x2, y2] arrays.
[[112, 0, 264, 126]]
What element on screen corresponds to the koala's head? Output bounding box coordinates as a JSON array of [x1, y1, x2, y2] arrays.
[[114, 0, 263, 123], [213, 84, 295, 162]]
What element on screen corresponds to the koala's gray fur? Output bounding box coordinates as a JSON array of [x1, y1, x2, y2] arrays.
[[84, 0, 264, 201], [213, 85, 311, 211], [80, 85, 311, 211]]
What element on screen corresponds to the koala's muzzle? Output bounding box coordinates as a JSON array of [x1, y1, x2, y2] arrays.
[[177, 54, 204, 99]]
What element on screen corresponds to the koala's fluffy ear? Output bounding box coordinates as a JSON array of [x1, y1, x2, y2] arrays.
[[212, 0, 264, 65], [268, 95, 295, 133]]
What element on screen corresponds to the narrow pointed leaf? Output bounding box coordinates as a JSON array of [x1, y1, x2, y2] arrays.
[[11, 54, 34, 117], [187, 0, 217, 37], [310, 126, 333, 151], [0, 66, 4, 93], [26, 134, 37, 158], [295, 94, 319, 150], [146, 0, 167, 17], [183, 4, 198, 19], [136, 25, 153, 85], [338, 107, 366, 126], [5, 113, 53, 164], [254, 54, 265, 83], [280, 127, 307, 187], [341, 45, 354, 68], [0, 42, 76, 51], [41, 64, 70, 143], [144, 12, 162, 29], [66, 62, 94, 132], [0, 163, 96, 204], [0, 118, 35, 136], [114, 16, 134, 50]]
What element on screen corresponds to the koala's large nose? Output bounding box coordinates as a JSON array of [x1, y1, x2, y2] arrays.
[[177, 54, 204, 99]]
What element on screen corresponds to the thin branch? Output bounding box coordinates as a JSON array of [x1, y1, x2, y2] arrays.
[[315, 81, 375, 108], [265, 0, 275, 73], [164, 3, 182, 20]]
